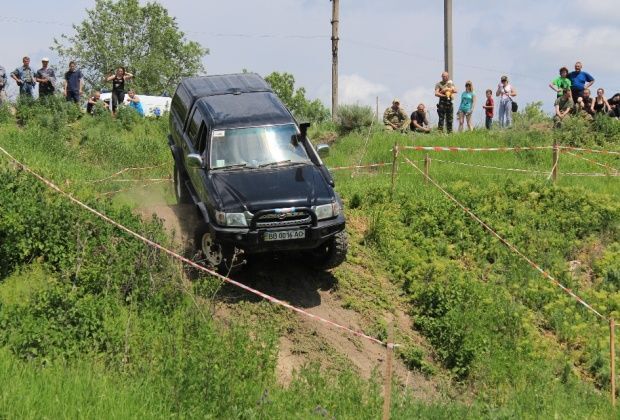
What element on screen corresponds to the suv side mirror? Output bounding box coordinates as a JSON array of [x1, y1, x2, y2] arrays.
[[316, 144, 330, 158], [186, 153, 204, 168]]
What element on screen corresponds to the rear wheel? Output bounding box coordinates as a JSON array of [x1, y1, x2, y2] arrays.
[[307, 230, 348, 270], [174, 161, 192, 204]]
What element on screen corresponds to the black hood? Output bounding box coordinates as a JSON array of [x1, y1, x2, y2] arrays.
[[210, 164, 332, 212]]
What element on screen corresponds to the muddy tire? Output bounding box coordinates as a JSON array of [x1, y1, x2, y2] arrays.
[[308, 230, 348, 270], [174, 161, 192, 204], [195, 226, 237, 274]]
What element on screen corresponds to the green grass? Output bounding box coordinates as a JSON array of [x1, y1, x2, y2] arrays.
[[1, 105, 620, 418]]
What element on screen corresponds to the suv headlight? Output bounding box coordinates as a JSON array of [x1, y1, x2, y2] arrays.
[[313, 202, 340, 221], [215, 211, 248, 227]]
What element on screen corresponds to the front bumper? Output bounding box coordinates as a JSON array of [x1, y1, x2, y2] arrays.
[[209, 213, 346, 253]]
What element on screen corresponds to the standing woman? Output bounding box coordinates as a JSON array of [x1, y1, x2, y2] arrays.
[[593, 88, 611, 115], [106, 67, 133, 113], [457, 81, 476, 132], [496, 75, 517, 128]]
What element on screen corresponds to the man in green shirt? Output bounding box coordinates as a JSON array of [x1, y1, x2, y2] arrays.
[[383, 98, 408, 131], [553, 89, 574, 127], [549, 67, 572, 98]]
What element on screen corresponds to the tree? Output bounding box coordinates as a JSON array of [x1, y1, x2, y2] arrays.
[[52, 0, 208, 95], [265, 72, 330, 124]]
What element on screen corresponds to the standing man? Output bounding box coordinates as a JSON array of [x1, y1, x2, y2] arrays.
[[35, 58, 56, 98], [64, 61, 83, 103], [567, 61, 594, 102], [383, 98, 408, 131], [434, 71, 456, 133], [0, 64, 7, 105], [10, 56, 37, 98]]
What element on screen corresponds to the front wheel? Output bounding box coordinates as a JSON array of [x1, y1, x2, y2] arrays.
[[194, 226, 237, 274], [307, 230, 348, 270]]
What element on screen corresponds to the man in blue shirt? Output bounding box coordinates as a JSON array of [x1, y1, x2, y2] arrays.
[[64, 61, 83, 103], [568, 61, 595, 101], [10, 56, 37, 98]]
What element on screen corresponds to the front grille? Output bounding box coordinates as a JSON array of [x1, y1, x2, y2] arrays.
[[254, 210, 312, 228]]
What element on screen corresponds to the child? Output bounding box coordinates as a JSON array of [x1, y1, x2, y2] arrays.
[[482, 89, 494, 130]]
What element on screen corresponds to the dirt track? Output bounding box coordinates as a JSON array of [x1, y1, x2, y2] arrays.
[[130, 181, 441, 399]]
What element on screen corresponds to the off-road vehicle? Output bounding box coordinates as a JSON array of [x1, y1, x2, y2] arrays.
[[169, 73, 347, 272]]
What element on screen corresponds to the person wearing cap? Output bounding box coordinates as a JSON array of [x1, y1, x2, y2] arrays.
[[35, 57, 56, 98], [0, 64, 7, 105], [383, 98, 408, 131], [496, 75, 517, 128], [10, 56, 37, 98], [434, 71, 457, 133]]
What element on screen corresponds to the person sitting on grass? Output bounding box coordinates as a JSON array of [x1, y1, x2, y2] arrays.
[[593, 88, 611, 115], [86, 91, 109, 115], [125, 89, 144, 117], [608, 93, 620, 119], [553, 89, 574, 127], [383, 98, 408, 131], [409, 103, 431, 133]]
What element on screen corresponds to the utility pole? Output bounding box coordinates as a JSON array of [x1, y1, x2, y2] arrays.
[[444, 0, 453, 78], [331, 0, 339, 121]]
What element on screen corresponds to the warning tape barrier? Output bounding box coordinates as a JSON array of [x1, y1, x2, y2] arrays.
[[400, 144, 620, 156], [564, 151, 620, 174], [86, 163, 167, 184], [401, 145, 555, 153], [559, 146, 620, 156], [328, 162, 393, 171], [0, 145, 390, 348], [402, 155, 607, 321]]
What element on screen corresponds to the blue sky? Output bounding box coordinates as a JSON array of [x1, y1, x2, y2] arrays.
[[2, 0, 620, 125]]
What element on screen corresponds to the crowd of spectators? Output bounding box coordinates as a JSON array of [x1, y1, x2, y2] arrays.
[[0, 56, 143, 118], [382, 61, 619, 133]]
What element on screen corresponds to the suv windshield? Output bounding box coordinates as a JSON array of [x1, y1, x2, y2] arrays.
[[210, 124, 310, 169]]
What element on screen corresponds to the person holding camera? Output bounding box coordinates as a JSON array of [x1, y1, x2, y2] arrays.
[[496, 75, 517, 128], [10, 56, 37, 98]]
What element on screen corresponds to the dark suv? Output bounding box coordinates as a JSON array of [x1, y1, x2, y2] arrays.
[[169, 73, 347, 272]]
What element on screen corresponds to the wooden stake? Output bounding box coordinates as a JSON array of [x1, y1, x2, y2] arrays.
[[424, 154, 431, 184], [382, 331, 394, 420], [390, 144, 398, 199], [552, 142, 559, 183], [612, 318, 616, 407]]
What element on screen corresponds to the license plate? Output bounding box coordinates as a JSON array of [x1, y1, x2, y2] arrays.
[[264, 230, 306, 241]]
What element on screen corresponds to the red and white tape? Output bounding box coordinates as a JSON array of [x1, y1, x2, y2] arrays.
[[559, 146, 620, 156], [401, 145, 555, 153], [0, 145, 390, 348], [402, 155, 607, 321], [564, 151, 619, 174], [328, 162, 393, 171], [86, 163, 167, 184]]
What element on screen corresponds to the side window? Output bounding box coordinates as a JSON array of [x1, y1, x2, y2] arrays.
[[196, 123, 208, 154], [187, 108, 201, 143]]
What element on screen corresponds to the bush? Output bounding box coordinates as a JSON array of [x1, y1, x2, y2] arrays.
[[336, 104, 374, 134]]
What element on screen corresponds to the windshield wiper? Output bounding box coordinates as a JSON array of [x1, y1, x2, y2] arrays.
[[214, 163, 248, 171], [258, 160, 295, 168]]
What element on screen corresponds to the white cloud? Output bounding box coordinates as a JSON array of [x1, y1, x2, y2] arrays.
[[579, 0, 620, 21], [338, 74, 388, 105]]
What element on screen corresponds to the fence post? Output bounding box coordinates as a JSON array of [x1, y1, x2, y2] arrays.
[[390, 143, 399, 199], [382, 328, 394, 420], [612, 318, 616, 407], [552, 142, 559, 183], [424, 154, 431, 184]]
